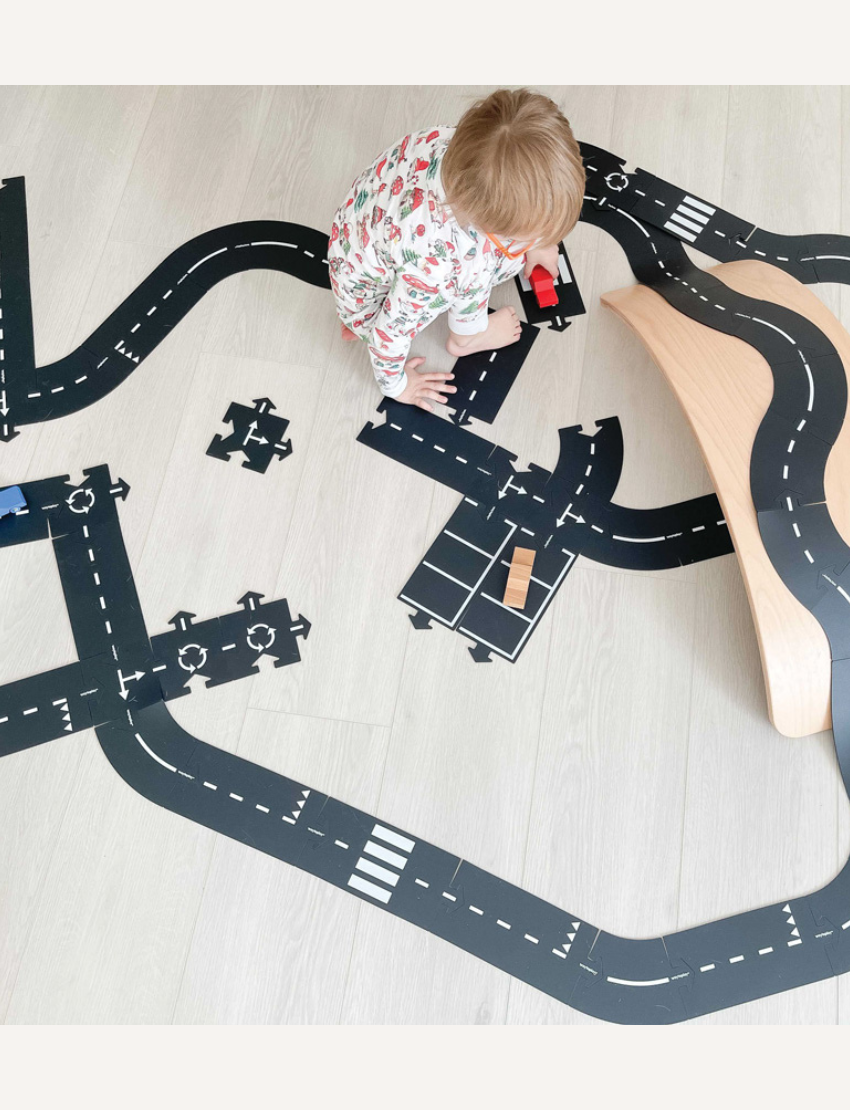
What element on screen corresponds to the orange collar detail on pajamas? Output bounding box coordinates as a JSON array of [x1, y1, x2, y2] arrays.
[[484, 233, 539, 260]]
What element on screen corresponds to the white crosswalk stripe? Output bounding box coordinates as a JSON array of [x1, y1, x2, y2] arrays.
[[347, 824, 416, 904], [663, 196, 716, 243]]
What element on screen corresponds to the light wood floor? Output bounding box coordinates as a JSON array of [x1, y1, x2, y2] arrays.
[[0, 85, 848, 1025]]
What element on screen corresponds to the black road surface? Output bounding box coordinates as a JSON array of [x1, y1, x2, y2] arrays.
[[4, 145, 850, 1021]]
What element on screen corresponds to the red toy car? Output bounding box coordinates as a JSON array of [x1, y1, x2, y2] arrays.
[[529, 264, 558, 308]]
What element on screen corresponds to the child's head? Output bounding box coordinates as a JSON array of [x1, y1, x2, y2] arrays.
[[441, 88, 586, 248]]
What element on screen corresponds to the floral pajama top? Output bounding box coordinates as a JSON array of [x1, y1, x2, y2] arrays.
[[328, 126, 526, 398]]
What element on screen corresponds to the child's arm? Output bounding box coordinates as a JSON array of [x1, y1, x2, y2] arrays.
[[366, 264, 456, 411], [393, 357, 456, 412], [524, 243, 560, 279]]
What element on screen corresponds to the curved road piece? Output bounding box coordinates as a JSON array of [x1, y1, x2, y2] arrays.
[[580, 141, 850, 290], [581, 195, 850, 792], [32, 222, 329, 421], [0, 176, 329, 439], [5, 150, 850, 1020], [96, 188, 850, 1018]]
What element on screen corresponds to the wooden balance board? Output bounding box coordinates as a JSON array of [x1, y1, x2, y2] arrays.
[[602, 260, 850, 739]]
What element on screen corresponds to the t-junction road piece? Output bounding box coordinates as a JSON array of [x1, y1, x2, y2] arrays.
[[361, 401, 732, 661], [6, 142, 850, 1019], [0, 470, 309, 758], [3, 468, 849, 1025]]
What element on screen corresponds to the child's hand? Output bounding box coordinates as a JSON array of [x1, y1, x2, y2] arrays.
[[395, 357, 456, 413], [524, 244, 559, 279]]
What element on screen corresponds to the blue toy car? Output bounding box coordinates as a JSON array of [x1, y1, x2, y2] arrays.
[[0, 486, 26, 517]]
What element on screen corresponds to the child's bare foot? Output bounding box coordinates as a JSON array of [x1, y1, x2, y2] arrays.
[[445, 306, 522, 358], [340, 323, 358, 341]]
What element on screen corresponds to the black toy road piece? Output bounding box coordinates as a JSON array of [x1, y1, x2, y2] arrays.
[[0, 176, 329, 442], [0, 470, 309, 754], [513, 242, 585, 332], [447, 318, 539, 428], [206, 397, 292, 473], [3, 461, 849, 1027], [385, 407, 730, 662], [9, 141, 850, 1021], [150, 593, 309, 699]]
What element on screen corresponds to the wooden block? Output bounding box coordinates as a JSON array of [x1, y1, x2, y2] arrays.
[[601, 260, 850, 737], [503, 546, 536, 610]]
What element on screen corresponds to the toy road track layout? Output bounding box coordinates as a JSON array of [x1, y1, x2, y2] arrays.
[[4, 140, 850, 1022]]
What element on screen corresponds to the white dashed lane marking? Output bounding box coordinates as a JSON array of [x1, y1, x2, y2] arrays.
[[10, 238, 323, 424], [603, 202, 835, 591]]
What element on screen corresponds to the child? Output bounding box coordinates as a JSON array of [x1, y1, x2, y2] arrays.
[[328, 88, 586, 411]]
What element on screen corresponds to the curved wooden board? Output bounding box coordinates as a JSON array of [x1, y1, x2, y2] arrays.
[[602, 260, 850, 738]]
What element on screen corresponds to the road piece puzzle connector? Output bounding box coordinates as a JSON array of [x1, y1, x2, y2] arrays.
[[206, 397, 292, 474]]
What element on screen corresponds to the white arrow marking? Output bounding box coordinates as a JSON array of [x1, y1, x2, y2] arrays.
[[118, 669, 146, 699], [243, 421, 269, 446], [246, 623, 276, 652], [178, 644, 208, 673], [498, 475, 527, 500], [556, 503, 585, 527], [67, 488, 95, 514]]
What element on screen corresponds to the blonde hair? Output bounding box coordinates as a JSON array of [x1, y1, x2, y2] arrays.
[[441, 88, 585, 246]]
